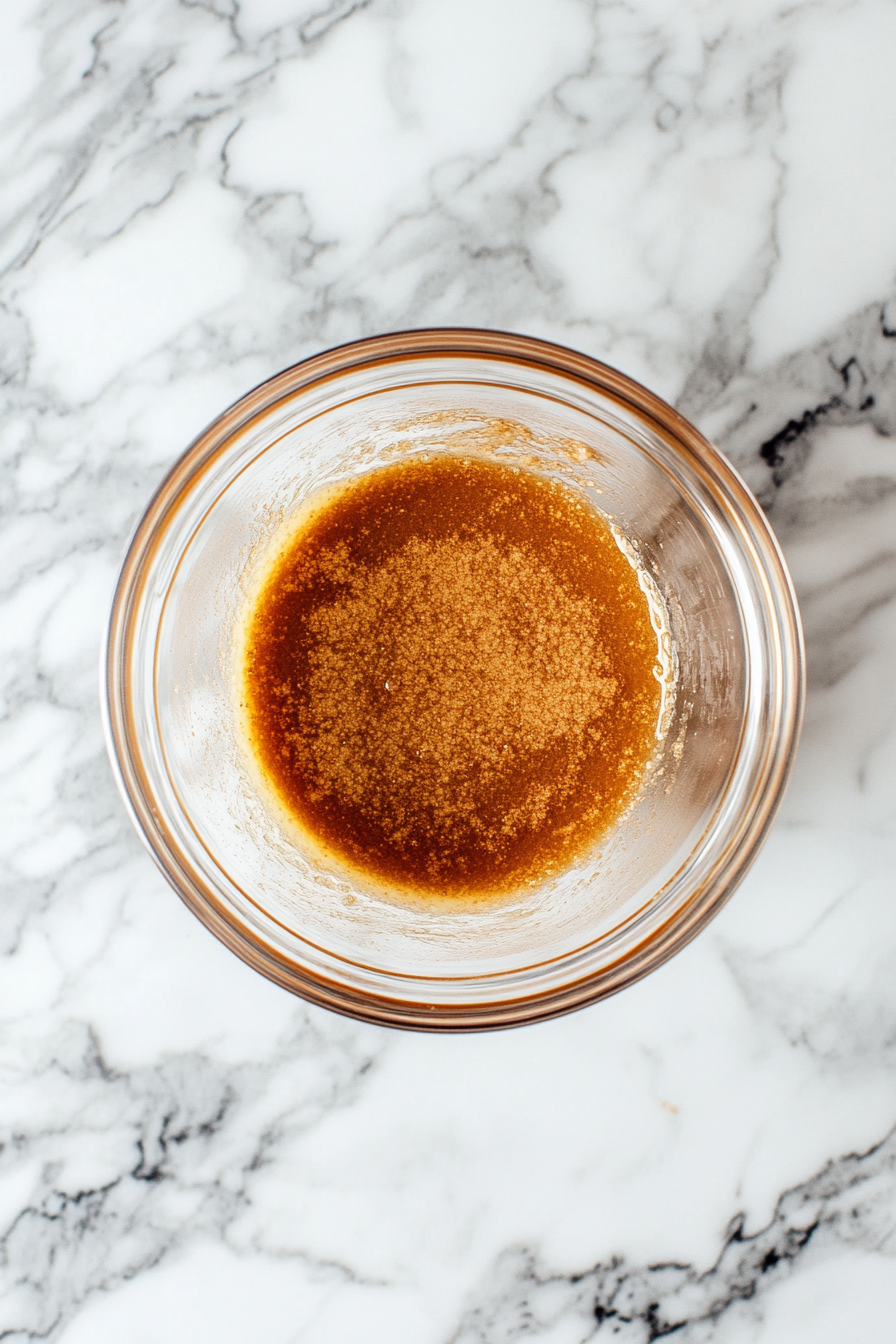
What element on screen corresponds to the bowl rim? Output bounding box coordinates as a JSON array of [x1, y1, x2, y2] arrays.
[[102, 327, 805, 1031]]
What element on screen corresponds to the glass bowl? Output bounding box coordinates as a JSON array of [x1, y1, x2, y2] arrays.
[[102, 329, 803, 1031]]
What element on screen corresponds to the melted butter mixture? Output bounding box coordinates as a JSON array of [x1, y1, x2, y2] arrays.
[[241, 455, 664, 902]]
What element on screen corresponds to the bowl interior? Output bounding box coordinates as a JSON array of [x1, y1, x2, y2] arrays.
[[130, 351, 770, 1009]]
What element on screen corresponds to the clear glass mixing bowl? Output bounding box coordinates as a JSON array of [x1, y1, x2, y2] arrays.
[[103, 330, 803, 1030]]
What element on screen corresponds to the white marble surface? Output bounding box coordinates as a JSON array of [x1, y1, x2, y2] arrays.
[[2, 0, 896, 1338]]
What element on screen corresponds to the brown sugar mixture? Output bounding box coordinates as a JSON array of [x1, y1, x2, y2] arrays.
[[241, 455, 663, 901]]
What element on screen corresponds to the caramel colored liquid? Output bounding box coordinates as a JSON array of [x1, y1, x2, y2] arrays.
[[242, 456, 662, 901]]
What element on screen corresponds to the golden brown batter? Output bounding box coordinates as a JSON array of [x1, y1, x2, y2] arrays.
[[242, 456, 662, 900]]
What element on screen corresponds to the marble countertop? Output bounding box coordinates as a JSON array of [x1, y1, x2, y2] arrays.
[[3, 0, 896, 1339]]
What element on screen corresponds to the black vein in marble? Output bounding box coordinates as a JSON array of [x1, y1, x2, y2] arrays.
[[451, 1125, 896, 1343], [0, 1019, 382, 1339]]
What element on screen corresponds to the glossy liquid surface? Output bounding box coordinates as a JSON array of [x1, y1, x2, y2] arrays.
[[242, 456, 663, 901]]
